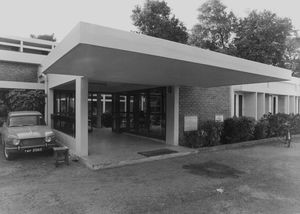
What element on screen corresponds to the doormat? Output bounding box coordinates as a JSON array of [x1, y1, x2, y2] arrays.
[[138, 149, 178, 157]]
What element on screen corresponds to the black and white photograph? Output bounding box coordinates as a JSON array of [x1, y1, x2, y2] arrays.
[[0, 0, 299, 213]]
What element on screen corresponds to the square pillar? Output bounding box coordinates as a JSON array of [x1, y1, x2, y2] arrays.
[[296, 97, 299, 114], [289, 96, 295, 114], [47, 89, 54, 127], [166, 86, 179, 146], [279, 95, 289, 114], [265, 94, 270, 114], [75, 77, 88, 156], [229, 87, 235, 117], [257, 93, 265, 120]]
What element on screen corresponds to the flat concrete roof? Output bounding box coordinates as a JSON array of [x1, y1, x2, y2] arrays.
[[42, 22, 292, 87]]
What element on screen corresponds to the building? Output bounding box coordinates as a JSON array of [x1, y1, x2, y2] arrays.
[[0, 22, 298, 158]]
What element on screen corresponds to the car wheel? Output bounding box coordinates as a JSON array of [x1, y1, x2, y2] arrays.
[[3, 142, 14, 161]]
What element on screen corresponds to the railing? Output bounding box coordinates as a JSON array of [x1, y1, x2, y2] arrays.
[[0, 36, 56, 55]]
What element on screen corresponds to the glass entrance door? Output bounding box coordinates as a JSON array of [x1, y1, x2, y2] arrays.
[[117, 87, 166, 140]]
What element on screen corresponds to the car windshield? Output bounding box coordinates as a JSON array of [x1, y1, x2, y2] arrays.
[[9, 115, 46, 127]]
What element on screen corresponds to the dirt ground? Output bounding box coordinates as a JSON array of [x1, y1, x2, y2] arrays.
[[0, 140, 300, 214]]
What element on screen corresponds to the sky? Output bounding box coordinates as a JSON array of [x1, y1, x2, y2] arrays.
[[0, 0, 299, 41]]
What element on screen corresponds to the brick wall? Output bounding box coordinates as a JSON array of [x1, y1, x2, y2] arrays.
[[0, 61, 38, 82], [179, 86, 232, 144]]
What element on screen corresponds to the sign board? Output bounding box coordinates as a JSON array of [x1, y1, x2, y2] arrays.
[[184, 116, 198, 131], [215, 114, 224, 122]]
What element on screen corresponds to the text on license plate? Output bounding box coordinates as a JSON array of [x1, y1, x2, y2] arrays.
[[24, 148, 43, 153]]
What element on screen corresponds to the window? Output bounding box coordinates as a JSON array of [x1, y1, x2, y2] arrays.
[[9, 115, 45, 127], [271, 95, 278, 115], [234, 93, 243, 117], [118, 87, 166, 140], [52, 90, 75, 137]]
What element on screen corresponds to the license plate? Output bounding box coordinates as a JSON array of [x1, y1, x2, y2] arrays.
[[24, 148, 43, 153]]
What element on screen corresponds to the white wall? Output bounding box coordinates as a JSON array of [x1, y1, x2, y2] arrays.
[[232, 77, 300, 96], [244, 92, 257, 119], [232, 78, 300, 120]]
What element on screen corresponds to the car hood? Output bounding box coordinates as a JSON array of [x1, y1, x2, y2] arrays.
[[7, 126, 54, 139]]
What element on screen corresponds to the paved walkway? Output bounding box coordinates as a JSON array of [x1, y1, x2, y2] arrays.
[[0, 140, 300, 213], [85, 128, 195, 169]]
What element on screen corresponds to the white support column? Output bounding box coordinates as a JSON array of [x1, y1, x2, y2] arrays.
[[257, 93, 265, 120], [102, 95, 106, 113], [20, 41, 23, 52], [47, 89, 54, 127], [166, 86, 179, 146], [75, 77, 88, 156], [268, 95, 272, 113], [278, 95, 288, 114], [265, 94, 270, 114], [284, 96, 289, 114], [296, 97, 299, 114], [289, 96, 295, 114], [298, 97, 300, 114], [229, 87, 235, 117]]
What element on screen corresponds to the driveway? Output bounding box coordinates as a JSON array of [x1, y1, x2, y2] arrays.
[[0, 140, 299, 214]]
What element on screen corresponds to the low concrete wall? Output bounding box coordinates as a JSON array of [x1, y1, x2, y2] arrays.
[[53, 130, 76, 154], [197, 134, 300, 153]]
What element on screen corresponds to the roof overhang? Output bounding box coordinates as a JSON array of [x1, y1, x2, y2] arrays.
[[42, 22, 292, 87]]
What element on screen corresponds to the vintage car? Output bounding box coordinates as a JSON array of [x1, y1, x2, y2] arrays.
[[1, 111, 57, 160]]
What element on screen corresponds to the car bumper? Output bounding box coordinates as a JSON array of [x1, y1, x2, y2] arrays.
[[5, 142, 57, 154]]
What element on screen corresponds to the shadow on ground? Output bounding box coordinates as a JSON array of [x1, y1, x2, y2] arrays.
[[182, 161, 245, 179]]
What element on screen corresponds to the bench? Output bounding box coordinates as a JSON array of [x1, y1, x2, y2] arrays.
[[53, 146, 69, 167]]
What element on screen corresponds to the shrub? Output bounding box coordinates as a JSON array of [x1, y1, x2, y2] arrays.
[[182, 113, 300, 149], [290, 114, 300, 134], [261, 113, 290, 137], [200, 120, 223, 147], [254, 119, 269, 139], [4, 89, 45, 115], [221, 117, 255, 144], [101, 112, 112, 127], [183, 131, 205, 148]]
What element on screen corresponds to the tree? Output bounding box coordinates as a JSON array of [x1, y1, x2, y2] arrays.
[[233, 10, 294, 68], [189, 0, 237, 53], [284, 36, 300, 71], [30, 33, 56, 42], [4, 90, 46, 115], [131, 0, 188, 44]]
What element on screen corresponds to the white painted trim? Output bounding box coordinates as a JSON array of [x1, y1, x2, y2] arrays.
[[42, 22, 291, 88], [0, 50, 45, 64], [0, 80, 44, 90]]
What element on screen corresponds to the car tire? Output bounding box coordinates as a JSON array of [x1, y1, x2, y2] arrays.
[[3, 142, 14, 161]]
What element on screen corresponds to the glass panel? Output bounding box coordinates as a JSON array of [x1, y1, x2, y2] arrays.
[[234, 94, 236, 116], [149, 88, 166, 139], [52, 90, 76, 137], [238, 95, 243, 117], [116, 87, 166, 140]]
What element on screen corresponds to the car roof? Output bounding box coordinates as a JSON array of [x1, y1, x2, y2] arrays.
[[8, 111, 42, 117]]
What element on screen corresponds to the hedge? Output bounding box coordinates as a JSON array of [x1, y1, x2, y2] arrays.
[[183, 113, 300, 148]]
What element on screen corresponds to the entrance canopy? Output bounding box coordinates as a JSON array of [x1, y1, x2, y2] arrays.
[[42, 22, 291, 87]]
